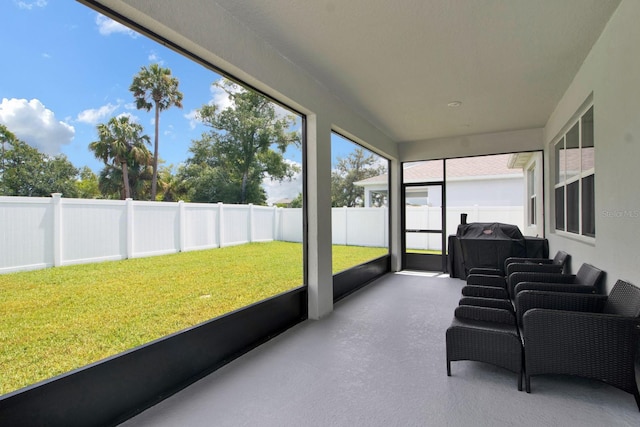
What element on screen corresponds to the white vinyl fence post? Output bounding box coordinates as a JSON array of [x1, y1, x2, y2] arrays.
[[248, 203, 254, 243], [343, 206, 349, 246], [52, 193, 62, 267], [272, 205, 278, 241], [425, 205, 430, 251], [126, 198, 134, 259], [178, 200, 186, 252], [384, 207, 389, 247], [218, 202, 224, 248]]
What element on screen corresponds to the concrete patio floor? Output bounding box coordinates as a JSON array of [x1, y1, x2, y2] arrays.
[[120, 271, 639, 426]]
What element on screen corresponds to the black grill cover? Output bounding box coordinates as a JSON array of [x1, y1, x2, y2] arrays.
[[456, 222, 527, 275]]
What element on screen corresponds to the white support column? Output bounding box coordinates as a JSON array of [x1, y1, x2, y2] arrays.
[[52, 193, 62, 267], [306, 115, 333, 320], [389, 158, 403, 271], [126, 198, 134, 259]]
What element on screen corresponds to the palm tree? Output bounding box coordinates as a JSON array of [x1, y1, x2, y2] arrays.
[[157, 165, 187, 202], [130, 64, 183, 201], [89, 116, 151, 199]]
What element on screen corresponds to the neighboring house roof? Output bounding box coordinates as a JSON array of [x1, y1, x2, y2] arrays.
[[356, 154, 523, 186], [274, 198, 293, 204]]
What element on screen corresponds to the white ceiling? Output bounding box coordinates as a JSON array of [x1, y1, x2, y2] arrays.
[[209, 0, 620, 143]]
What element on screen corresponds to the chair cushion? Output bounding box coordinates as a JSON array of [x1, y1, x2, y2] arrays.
[[574, 263, 604, 288], [603, 280, 640, 317]]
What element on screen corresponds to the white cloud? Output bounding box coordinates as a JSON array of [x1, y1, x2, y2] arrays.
[[209, 80, 235, 111], [273, 103, 296, 120], [184, 85, 232, 129], [0, 98, 74, 155], [76, 103, 119, 124], [41, 53, 51, 59], [184, 80, 237, 129], [262, 160, 303, 205], [115, 112, 139, 123], [148, 51, 163, 64], [184, 109, 200, 130], [95, 14, 138, 38], [15, 0, 47, 10], [185, 78, 299, 133]]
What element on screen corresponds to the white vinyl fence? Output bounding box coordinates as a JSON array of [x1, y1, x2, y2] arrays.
[[406, 205, 524, 251], [0, 194, 522, 274]]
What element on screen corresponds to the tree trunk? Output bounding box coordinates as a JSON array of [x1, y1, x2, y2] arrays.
[[121, 161, 131, 199], [151, 102, 160, 201], [241, 172, 248, 204]]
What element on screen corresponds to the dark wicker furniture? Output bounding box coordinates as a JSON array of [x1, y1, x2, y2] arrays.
[[468, 250, 570, 277], [521, 279, 640, 410], [446, 305, 523, 390], [462, 263, 603, 303]]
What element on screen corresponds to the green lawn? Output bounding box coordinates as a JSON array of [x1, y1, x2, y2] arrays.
[[0, 241, 387, 395], [406, 249, 442, 255]]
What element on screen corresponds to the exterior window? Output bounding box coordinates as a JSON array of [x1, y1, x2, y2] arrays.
[[330, 133, 390, 273], [527, 167, 536, 226], [554, 105, 595, 237]]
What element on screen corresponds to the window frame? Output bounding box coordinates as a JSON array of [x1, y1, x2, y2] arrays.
[[527, 166, 536, 226], [553, 104, 595, 240]]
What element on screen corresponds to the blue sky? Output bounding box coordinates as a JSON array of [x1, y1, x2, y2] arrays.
[[0, 1, 371, 202]]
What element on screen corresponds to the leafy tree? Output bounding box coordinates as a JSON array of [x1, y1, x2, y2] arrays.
[[182, 79, 300, 204], [331, 147, 386, 207], [130, 63, 183, 200], [75, 166, 101, 199], [39, 155, 81, 198], [289, 192, 303, 208], [0, 124, 16, 195], [89, 116, 152, 199], [0, 124, 79, 197]]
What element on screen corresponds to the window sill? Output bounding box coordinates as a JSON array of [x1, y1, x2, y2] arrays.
[[553, 229, 596, 246]]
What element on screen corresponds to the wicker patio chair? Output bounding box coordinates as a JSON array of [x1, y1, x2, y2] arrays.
[[507, 262, 604, 300], [514, 287, 607, 326], [462, 263, 604, 325], [460, 264, 570, 300], [522, 279, 640, 410], [461, 272, 515, 300], [461, 253, 574, 300], [446, 305, 523, 390], [468, 250, 570, 277]]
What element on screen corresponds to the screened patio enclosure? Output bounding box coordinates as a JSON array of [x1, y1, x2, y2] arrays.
[[2, 0, 639, 424]]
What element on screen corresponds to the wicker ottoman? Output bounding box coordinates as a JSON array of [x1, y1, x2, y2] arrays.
[[446, 305, 523, 390]]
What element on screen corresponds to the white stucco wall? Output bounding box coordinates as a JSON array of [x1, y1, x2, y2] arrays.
[[543, 0, 639, 292], [445, 177, 523, 207]]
